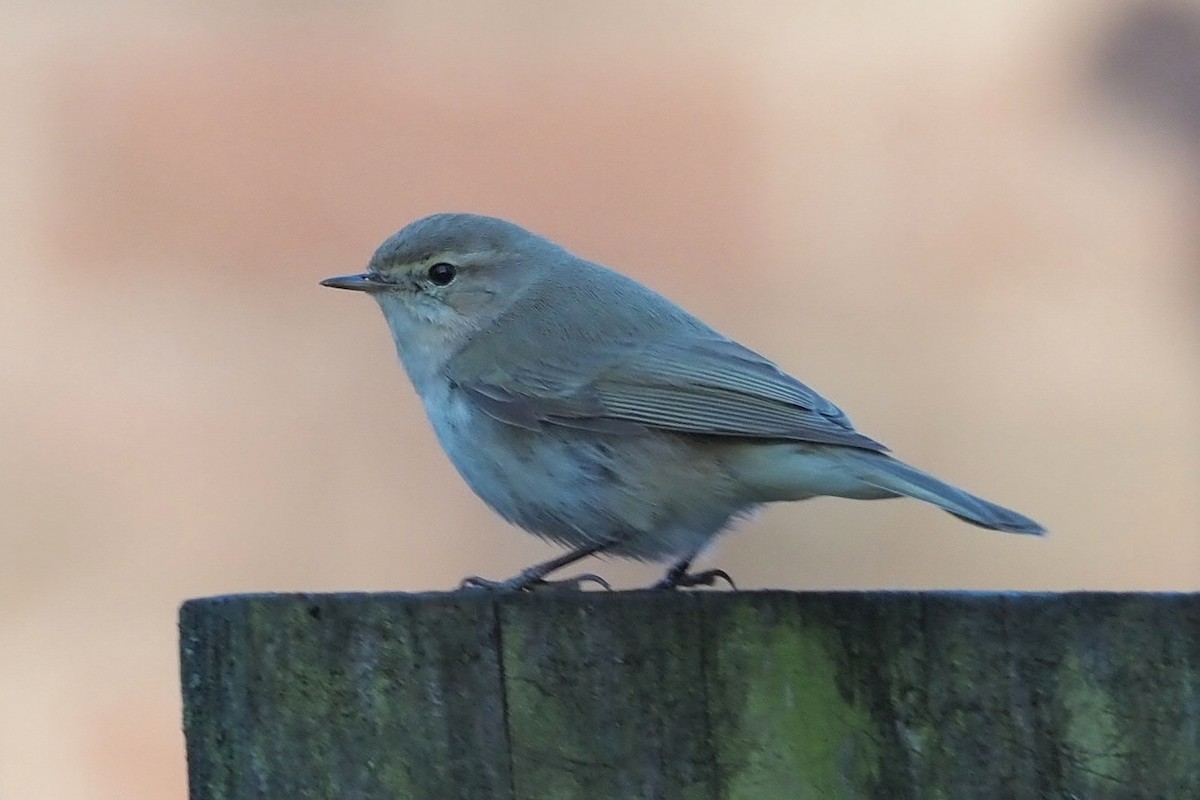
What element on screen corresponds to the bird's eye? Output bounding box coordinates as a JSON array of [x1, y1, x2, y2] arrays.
[[427, 262, 457, 286]]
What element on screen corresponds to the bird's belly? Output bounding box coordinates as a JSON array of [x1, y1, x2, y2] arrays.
[[422, 386, 747, 562]]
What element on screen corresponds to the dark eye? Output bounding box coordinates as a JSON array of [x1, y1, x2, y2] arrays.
[[427, 262, 457, 286]]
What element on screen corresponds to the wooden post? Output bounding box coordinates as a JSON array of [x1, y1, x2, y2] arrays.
[[180, 591, 1200, 799]]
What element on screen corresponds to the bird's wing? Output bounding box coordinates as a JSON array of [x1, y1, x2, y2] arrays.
[[448, 335, 887, 451]]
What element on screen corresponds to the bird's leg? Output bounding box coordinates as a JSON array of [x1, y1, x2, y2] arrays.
[[459, 541, 612, 592], [653, 558, 737, 590]]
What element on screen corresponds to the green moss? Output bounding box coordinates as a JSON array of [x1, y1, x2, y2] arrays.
[[500, 595, 716, 799], [1058, 650, 1125, 787], [711, 602, 879, 799]]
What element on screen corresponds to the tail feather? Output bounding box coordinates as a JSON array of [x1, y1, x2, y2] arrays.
[[851, 453, 1045, 535]]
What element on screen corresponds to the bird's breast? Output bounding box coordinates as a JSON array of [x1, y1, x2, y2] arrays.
[[416, 381, 753, 560]]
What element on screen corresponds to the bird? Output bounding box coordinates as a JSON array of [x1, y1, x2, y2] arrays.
[[321, 213, 1044, 590]]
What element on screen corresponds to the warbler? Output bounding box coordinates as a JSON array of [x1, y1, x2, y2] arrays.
[[322, 213, 1044, 589]]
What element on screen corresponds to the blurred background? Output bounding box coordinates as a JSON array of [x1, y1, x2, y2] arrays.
[[2, 1, 1199, 797]]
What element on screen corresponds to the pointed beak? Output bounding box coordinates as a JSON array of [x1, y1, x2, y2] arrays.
[[320, 273, 387, 293]]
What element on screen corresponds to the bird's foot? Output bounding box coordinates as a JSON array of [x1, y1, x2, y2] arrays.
[[457, 542, 613, 592], [653, 566, 737, 591], [458, 571, 612, 592]]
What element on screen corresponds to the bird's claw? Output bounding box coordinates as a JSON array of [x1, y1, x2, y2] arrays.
[[458, 572, 612, 592], [653, 568, 737, 591]]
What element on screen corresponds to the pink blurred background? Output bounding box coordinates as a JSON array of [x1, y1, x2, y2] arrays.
[[3, 1, 1199, 797]]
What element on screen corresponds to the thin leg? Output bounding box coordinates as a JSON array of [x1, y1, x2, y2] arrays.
[[459, 541, 612, 592], [653, 558, 737, 590]]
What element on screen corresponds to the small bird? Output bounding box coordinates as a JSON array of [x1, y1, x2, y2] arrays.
[[322, 213, 1044, 590]]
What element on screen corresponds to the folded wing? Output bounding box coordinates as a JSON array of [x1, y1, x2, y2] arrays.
[[449, 335, 887, 452]]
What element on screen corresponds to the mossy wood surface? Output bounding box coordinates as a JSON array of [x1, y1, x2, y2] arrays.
[[180, 591, 1200, 800]]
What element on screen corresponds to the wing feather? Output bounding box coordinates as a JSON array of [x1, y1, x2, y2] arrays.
[[449, 335, 886, 451]]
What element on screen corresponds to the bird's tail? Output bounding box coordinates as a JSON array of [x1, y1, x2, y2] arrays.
[[850, 452, 1045, 535]]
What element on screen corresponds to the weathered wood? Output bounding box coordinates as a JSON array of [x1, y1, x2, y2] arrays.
[[180, 592, 1200, 799]]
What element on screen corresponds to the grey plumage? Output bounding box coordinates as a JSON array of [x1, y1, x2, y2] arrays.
[[322, 213, 1045, 588]]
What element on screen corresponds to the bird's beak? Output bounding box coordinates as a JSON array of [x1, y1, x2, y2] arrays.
[[320, 273, 387, 293]]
